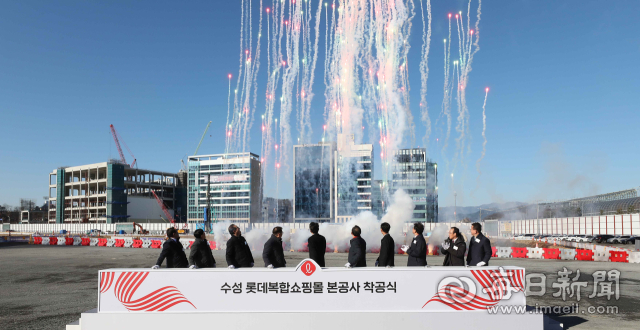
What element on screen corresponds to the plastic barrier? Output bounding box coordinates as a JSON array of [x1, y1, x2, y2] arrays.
[[132, 239, 143, 248], [81, 238, 90, 246], [33, 236, 43, 245], [609, 250, 629, 263], [49, 237, 58, 245], [575, 249, 594, 261], [491, 246, 498, 258], [58, 237, 68, 246], [98, 238, 107, 247], [559, 249, 577, 260], [629, 252, 640, 264], [511, 247, 528, 258], [72, 237, 81, 246], [209, 241, 217, 250], [151, 240, 162, 249], [496, 247, 511, 258], [42, 237, 50, 245], [181, 240, 191, 250], [527, 247, 544, 259], [189, 240, 196, 249], [142, 240, 152, 248], [114, 239, 125, 248], [106, 239, 115, 247], [124, 240, 133, 248], [542, 248, 561, 259], [593, 250, 609, 262]]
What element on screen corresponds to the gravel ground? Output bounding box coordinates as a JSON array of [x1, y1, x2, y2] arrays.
[[0, 243, 638, 330]]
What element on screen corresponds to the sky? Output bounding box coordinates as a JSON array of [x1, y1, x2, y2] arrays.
[[1, 0, 639, 209]]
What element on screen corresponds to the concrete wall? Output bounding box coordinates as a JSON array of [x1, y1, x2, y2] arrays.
[[128, 196, 174, 223]]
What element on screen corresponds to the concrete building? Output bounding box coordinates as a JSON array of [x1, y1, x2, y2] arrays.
[[335, 134, 373, 223], [371, 180, 390, 218], [391, 148, 438, 222], [293, 142, 336, 223], [262, 197, 293, 223], [187, 153, 261, 224], [48, 161, 183, 224]]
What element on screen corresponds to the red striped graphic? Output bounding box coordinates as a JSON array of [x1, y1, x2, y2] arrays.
[[424, 268, 524, 310], [110, 272, 196, 312], [100, 272, 115, 293]]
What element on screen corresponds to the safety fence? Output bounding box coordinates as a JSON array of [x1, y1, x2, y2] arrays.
[[500, 214, 640, 236]]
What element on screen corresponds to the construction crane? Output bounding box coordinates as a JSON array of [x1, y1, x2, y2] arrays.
[[109, 124, 137, 168], [194, 121, 212, 155], [151, 190, 175, 224]]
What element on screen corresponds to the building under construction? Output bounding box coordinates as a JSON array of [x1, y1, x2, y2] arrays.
[[47, 160, 185, 224]]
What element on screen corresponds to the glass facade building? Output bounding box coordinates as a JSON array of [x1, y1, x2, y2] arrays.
[[187, 153, 261, 223], [335, 134, 373, 223], [391, 148, 438, 222], [293, 143, 335, 222]]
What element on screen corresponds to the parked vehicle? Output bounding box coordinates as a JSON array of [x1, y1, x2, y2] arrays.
[[581, 235, 594, 243], [619, 236, 639, 245], [592, 234, 614, 244], [611, 235, 631, 244], [570, 235, 585, 242], [606, 235, 621, 243]]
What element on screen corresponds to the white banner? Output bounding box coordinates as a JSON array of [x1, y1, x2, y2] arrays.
[[203, 174, 248, 183], [98, 260, 526, 313]]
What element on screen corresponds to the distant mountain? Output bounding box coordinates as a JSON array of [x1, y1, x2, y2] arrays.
[[438, 202, 528, 222]]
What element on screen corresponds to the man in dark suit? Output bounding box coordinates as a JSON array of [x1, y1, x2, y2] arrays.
[[376, 222, 395, 267], [442, 226, 466, 266], [346, 225, 366, 268], [153, 227, 188, 269], [188, 229, 216, 268], [467, 222, 492, 266], [226, 224, 254, 268], [307, 222, 326, 267], [263, 226, 286, 268], [402, 222, 427, 266]]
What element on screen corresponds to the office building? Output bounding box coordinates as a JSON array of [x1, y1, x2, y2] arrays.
[[391, 148, 438, 222], [293, 142, 336, 222], [335, 134, 373, 223], [187, 152, 261, 223]]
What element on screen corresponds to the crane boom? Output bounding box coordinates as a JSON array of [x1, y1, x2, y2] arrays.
[[109, 124, 127, 164], [194, 121, 212, 155], [151, 190, 175, 224]]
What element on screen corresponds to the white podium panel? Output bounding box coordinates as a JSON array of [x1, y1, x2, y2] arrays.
[[97, 260, 526, 313]]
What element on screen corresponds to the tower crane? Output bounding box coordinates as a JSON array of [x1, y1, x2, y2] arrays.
[[194, 121, 212, 155], [109, 124, 137, 168]]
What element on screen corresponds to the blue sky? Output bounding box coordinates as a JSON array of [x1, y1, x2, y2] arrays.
[[1, 1, 639, 208]]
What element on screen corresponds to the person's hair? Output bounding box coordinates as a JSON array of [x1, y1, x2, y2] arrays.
[[380, 222, 390, 234], [351, 225, 362, 237], [471, 222, 482, 233], [451, 227, 463, 241], [228, 224, 238, 235], [413, 222, 424, 234], [194, 229, 204, 239], [309, 222, 319, 234], [166, 227, 177, 239], [273, 226, 283, 235]]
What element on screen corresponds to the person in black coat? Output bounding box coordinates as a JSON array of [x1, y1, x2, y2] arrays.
[[307, 222, 326, 267], [442, 227, 466, 266], [188, 229, 216, 268], [153, 227, 188, 269], [467, 222, 492, 266], [263, 226, 286, 268], [226, 224, 254, 268], [346, 225, 366, 268], [376, 222, 395, 267], [402, 222, 427, 266]]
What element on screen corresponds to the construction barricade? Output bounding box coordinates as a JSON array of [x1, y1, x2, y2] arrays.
[[114, 239, 125, 248], [511, 247, 528, 258], [81, 238, 91, 246], [209, 241, 217, 250], [593, 250, 609, 262], [181, 240, 191, 250], [151, 240, 162, 249], [33, 236, 43, 245], [497, 247, 511, 258], [98, 238, 107, 247], [49, 237, 58, 245], [58, 237, 68, 246], [73, 237, 82, 246], [575, 249, 594, 261], [124, 240, 133, 248], [132, 240, 143, 248], [106, 239, 115, 247], [542, 248, 561, 259], [491, 247, 498, 258], [609, 250, 629, 263], [142, 240, 152, 248], [527, 247, 544, 259], [42, 237, 50, 245], [629, 252, 640, 264], [559, 249, 577, 260]]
